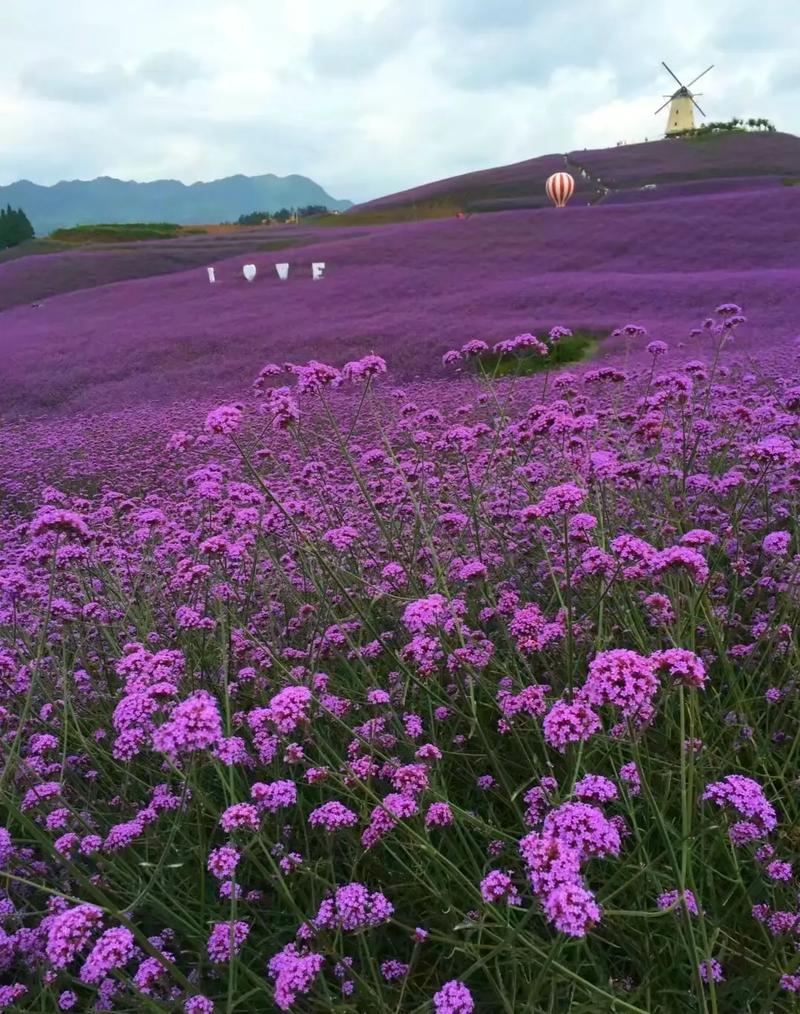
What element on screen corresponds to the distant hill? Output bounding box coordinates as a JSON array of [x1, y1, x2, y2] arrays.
[[0, 174, 352, 235], [349, 131, 800, 219]]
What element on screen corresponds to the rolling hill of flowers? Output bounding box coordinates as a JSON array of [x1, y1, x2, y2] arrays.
[[0, 225, 369, 315], [571, 131, 800, 187], [350, 131, 800, 214], [345, 152, 595, 215], [1, 184, 799, 420], [1, 151, 800, 1012]]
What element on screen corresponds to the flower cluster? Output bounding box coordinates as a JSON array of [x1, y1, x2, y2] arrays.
[[3, 309, 800, 1007], [313, 883, 394, 932]]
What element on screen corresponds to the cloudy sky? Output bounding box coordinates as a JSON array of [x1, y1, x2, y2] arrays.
[[2, 0, 797, 202]]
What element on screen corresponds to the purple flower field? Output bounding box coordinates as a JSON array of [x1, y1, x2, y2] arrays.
[[602, 175, 788, 204], [350, 152, 591, 211], [352, 132, 800, 212], [573, 132, 800, 187], [0, 226, 366, 315], [2, 185, 799, 421], [1, 177, 800, 1011]]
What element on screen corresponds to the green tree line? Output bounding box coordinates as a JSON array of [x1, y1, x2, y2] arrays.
[[235, 204, 331, 225], [0, 205, 35, 248], [671, 117, 777, 139]]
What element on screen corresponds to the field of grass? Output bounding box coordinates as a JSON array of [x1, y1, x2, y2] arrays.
[[315, 202, 464, 226], [50, 222, 209, 243]]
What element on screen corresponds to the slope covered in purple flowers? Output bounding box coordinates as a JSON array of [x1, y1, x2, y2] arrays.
[[0, 226, 368, 314], [574, 131, 800, 187], [2, 313, 800, 1011], [348, 151, 595, 213], [2, 134, 800, 1012], [351, 131, 800, 214], [1, 184, 799, 420]]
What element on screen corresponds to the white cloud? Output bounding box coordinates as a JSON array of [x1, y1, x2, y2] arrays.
[[20, 63, 134, 104], [1, 0, 797, 202], [19, 52, 209, 105], [137, 51, 210, 89], [309, 5, 421, 78]]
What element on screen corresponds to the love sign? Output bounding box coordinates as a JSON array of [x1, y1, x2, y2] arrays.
[[206, 262, 328, 284]]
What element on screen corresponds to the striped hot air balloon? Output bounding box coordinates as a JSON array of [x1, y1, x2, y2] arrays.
[[545, 171, 575, 208]]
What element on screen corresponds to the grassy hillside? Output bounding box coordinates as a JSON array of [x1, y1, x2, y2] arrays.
[[50, 223, 208, 243]]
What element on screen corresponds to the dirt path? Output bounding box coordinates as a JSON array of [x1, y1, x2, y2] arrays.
[[563, 153, 611, 204]]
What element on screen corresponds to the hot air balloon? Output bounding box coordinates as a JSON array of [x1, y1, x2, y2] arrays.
[[243, 264, 257, 282], [545, 172, 575, 208]]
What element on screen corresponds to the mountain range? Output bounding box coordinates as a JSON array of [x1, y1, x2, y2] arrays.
[[0, 174, 352, 235]]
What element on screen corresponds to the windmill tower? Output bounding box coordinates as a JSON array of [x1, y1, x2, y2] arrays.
[[655, 62, 713, 135]]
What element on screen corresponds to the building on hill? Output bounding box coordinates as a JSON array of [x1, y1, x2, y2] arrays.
[[657, 62, 713, 137], [666, 91, 696, 134]]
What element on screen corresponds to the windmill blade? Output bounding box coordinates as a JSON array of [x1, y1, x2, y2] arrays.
[[691, 97, 706, 117], [654, 98, 672, 114], [661, 61, 685, 88], [687, 64, 714, 88]]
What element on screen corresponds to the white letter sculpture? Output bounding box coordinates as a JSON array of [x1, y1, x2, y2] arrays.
[[275, 263, 290, 280], [207, 267, 216, 283], [243, 264, 257, 282], [311, 262, 326, 280]]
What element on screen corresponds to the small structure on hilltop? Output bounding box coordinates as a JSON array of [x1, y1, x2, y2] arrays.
[[655, 62, 713, 135]]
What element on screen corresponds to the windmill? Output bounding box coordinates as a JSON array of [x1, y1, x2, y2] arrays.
[[655, 62, 713, 135]]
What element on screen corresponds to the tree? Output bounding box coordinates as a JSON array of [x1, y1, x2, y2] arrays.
[[296, 204, 329, 218], [236, 211, 271, 226], [0, 205, 35, 248]]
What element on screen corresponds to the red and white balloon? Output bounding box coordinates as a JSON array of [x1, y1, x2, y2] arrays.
[[545, 172, 575, 208]]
